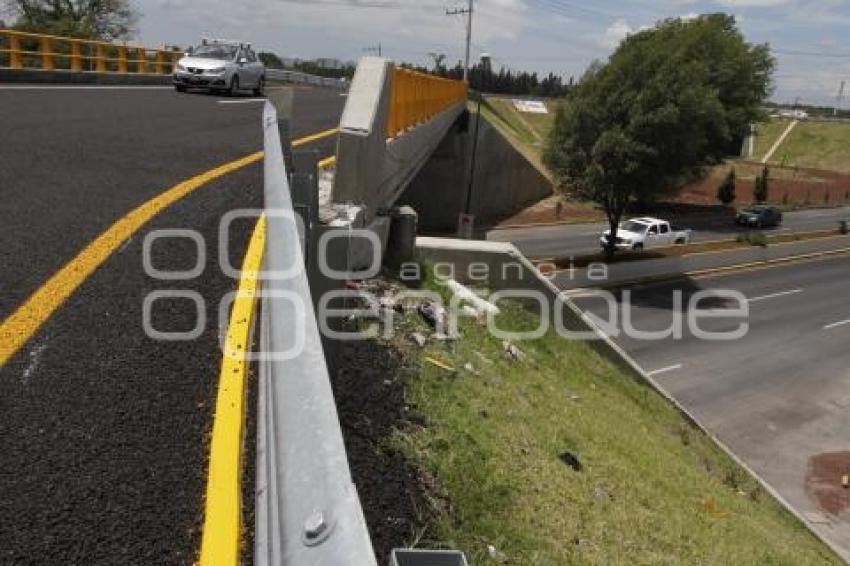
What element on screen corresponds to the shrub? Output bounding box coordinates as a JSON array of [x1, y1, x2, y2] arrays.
[[716, 168, 736, 206], [753, 166, 770, 203]]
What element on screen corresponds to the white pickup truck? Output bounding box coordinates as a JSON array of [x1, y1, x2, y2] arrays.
[[600, 217, 692, 251]]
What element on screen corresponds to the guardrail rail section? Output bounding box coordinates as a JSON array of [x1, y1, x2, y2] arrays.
[[332, 58, 468, 221], [0, 29, 349, 87], [0, 29, 181, 74], [256, 101, 377, 566], [387, 67, 468, 138]]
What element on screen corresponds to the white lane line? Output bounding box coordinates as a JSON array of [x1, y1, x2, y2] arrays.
[[0, 85, 173, 90], [747, 288, 804, 303], [646, 364, 683, 377], [218, 98, 267, 104], [824, 319, 850, 331]]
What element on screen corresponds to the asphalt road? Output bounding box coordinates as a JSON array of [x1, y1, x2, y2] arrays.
[[489, 206, 850, 259], [0, 85, 344, 563], [571, 256, 850, 558]]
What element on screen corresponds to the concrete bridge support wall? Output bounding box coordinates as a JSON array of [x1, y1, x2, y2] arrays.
[[399, 114, 554, 234]]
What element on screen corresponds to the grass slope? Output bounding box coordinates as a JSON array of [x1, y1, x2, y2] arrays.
[[478, 96, 559, 164], [770, 121, 850, 172], [390, 282, 839, 564], [752, 118, 792, 161]]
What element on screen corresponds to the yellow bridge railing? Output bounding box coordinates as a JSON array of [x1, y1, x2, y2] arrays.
[[0, 29, 182, 74], [387, 68, 467, 138]]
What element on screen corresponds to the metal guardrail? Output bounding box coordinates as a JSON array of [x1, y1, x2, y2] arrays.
[[256, 100, 376, 565], [0, 29, 180, 74], [387, 68, 467, 138], [266, 67, 348, 89]]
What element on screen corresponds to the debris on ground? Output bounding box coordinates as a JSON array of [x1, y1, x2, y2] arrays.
[[558, 451, 583, 472], [502, 341, 525, 362], [425, 356, 456, 373], [447, 279, 500, 315], [418, 302, 448, 331], [487, 544, 507, 562], [463, 363, 480, 375]]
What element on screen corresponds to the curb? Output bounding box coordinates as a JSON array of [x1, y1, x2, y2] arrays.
[[0, 68, 172, 85]]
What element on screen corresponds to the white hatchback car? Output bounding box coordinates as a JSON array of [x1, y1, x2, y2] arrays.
[[173, 40, 265, 96]]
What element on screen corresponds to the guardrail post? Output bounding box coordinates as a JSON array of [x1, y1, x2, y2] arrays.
[[170, 49, 181, 73], [40, 36, 53, 70], [136, 48, 147, 73], [70, 40, 82, 72], [291, 150, 321, 260], [8, 34, 22, 69], [155, 49, 165, 74], [96, 44, 107, 72], [117, 45, 127, 73]]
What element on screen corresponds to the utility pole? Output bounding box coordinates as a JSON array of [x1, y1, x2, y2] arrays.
[[836, 81, 846, 117], [447, 0, 473, 83]]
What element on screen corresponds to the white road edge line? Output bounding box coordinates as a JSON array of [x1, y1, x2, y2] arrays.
[[824, 319, 850, 331], [646, 364, 683, 377], [747, 288, 804, 303], [218, 98, 268, 104]]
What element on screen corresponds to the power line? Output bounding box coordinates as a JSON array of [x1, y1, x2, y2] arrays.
[[773, 48, 850, 59]]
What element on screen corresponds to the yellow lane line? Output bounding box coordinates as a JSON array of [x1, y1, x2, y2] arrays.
[[0, 150, 264, 367], [199, 215, 265, 566], [0, 125, 339, 368], [291, 127, 338, 148]]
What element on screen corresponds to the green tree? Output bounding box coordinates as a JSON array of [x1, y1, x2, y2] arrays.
[[754, 165, 770, 203], [428, 52, 447, 74], [4, 0, 137, 39], [717, 168, 737, 206], [545, 14, 774, 257], [258, 51, 284, 68]]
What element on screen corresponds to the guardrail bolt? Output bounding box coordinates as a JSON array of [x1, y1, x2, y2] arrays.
[[304, 511, 328, 541]]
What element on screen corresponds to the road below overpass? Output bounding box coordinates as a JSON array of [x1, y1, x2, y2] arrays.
[[0, 85, 344, 562], [571, 256, 850, 558], [489, 206, 850, 259]]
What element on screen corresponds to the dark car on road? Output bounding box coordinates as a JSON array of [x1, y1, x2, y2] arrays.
[[736, 205, 783, 228]]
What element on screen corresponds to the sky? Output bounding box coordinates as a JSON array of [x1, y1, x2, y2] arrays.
[[138, 0, 850, 106]]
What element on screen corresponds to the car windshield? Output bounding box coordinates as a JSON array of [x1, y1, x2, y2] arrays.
[[744, 207, 765, 215], [620, 221, 648, 233], [190, 45, 237, 61]]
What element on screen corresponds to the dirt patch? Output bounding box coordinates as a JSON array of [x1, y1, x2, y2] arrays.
[[494, 195, 604, 227], [805, 452, 850, 517], [330, 334, 433, 563], [679, 161, 850, 207]]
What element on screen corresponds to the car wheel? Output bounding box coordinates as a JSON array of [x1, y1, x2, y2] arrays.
[[228, 75, 240, 97], [175, 85, 186, 93], [633, 243, 644, 251], [253, 76, 265, 97], [675, 238, 686, 245]]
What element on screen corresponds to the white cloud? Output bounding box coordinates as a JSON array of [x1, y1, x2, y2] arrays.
[[600, 19, 633, 48]]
